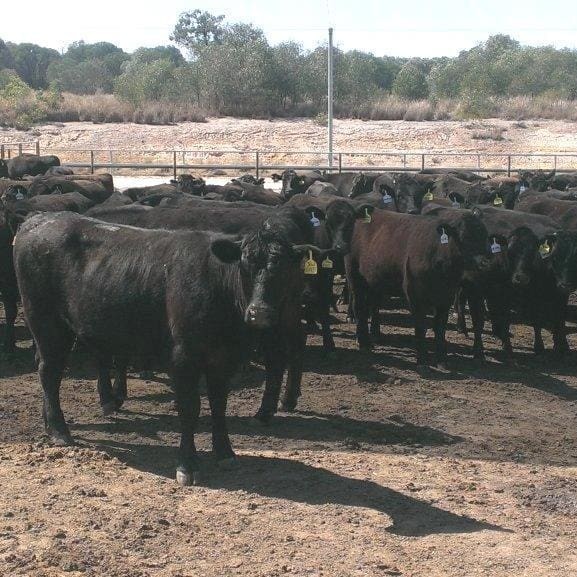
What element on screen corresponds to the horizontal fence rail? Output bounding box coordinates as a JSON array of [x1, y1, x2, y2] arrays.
[[3, 141, 577, 177]]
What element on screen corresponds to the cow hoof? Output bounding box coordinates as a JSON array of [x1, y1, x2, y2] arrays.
[[101, 401, 118, 416], [280, 401, 297, 412], [49, 432, 75, 447], [176, 469, 202, 487], [217, 457, 239, 470]]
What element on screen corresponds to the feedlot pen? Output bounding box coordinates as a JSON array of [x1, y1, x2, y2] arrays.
[[1, 291, 577, 576]]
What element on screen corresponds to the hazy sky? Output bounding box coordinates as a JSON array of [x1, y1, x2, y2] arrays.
[[3, 0, 577, 57]]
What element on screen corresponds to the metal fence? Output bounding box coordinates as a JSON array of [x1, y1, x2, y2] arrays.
[[3, 141, 577, 178]]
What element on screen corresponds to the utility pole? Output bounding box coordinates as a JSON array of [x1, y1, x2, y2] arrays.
[[327, 27, 334, 170]]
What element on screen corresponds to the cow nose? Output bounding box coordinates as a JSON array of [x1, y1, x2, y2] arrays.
[[512, 272, 530, 286]]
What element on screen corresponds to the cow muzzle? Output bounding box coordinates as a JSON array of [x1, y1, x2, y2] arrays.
[[244, 304, 278, 328]]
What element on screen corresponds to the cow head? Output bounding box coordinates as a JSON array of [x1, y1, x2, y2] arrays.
[[175, 174, 205, 195], [279, 170, 313, 200], [507, 227, 540, 287], [519, 170, 555, 193], [393, 173, 428, 214], [438, 212, 491, 272], [348, 173, 369, 199], [539, 231, 577, 294], [211, 229, 327, 329]]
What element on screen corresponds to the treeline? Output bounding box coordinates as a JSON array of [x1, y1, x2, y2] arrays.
[[2, 10, 577, 127]]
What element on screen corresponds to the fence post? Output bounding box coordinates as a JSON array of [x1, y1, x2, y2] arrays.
[[18, 143, 22, 156], [507, 155, 511, 177], [173, 151, 177, 180], [403, 154, 407, 168], [90, 150, 95, 175], [554, 155, 557, 172], [0, 145, 3, 160], [255, 151, 260, 179], [421, 154, 425, 171], [109, 150, 113, 174], [338, 153, 342, 174]]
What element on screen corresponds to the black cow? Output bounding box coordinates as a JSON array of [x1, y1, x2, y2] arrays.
[[272, 170, 325, 200], [346, 208, 489, 365], [324, 172, 377, 198], [7, 154, 61, 179], [122, 184, 178, 202], [14, 210, 323, 484]]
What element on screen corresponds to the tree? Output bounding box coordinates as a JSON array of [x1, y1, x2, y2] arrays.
[[6, 42, 60, 89], [130, 46, 185, 67], [392, 62, 428, 99], [0, 39, 14, 70], [170, 10, 225, 58]]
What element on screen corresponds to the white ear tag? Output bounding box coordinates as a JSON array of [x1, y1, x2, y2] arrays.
[[491, 238, 501, 254], [15, 192, 24, 200], [440, 228, 449, 245], [451, 200, 460, 208], [382, 193, 392, 204], [519, 185, 527, 193], [310, 212, 320, 227]]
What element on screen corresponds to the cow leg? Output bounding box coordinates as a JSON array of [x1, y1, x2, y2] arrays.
[[2, 295, 17, 353], [281, 323, 307, 412], [205, 364, 236, 466], [96, 356, 118, 416], [255, 332, 287, 424], [412, 308, 428, 365], [486, 293, 513, 358], [455, 289, 469, 337], [171, 351, 202, 486], [369, 292, 382, 342], [552, 296, 570, 355], [320, 306, 335, 352], [468, 291, 485, 360], [112, 356, 129, 408], [353, 280, 371, 350], [533, 326, 545, 355], [36, 322, 74, 446], [433, 306, 450, 368]]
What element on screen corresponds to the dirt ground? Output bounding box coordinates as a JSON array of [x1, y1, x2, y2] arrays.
[[4, 117, 577, 174], [1, 297, 577, 577]]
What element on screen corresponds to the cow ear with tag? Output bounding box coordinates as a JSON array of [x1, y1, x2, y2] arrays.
[[304, 206, 325, 227], [303, 250, 318, 275], [437, 224, 454, 245], [493, 194, 503, 206], [424, 191, 434, 201], [356, 204, 375, 223], [490, 237, 502, 254]]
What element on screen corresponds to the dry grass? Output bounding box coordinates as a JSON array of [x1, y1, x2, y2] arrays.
[[45, 93, 207, 125], [471, 125, 507, 141]]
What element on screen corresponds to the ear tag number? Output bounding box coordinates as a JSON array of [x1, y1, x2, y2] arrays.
[[362, 208, 372, 223], [382, 193, 392, 204], [303, 250, 318, 275], [440, 228, 449, 245], [539, 240, 551, 259], [493, 194, 503, 206], [491, 238, 501, 254], [310, 212, 320, 227], [321, 256, 333, 269], [424, 191, 434, 201]]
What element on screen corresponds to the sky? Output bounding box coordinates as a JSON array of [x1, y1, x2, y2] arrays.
[[3, 0, 577, 58]]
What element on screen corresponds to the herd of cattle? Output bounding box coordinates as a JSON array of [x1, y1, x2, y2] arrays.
[[2, 152, 577, 485]]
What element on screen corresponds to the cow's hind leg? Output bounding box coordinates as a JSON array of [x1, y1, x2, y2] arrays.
[[36, 321, 75, 445], [205, 363, 236, 467], [433, 306, 450, 368], [281, 323, 307, 412], [96, 356, 118, 416], [112, 356, 129, 408], [255, 332, 287, 423], [171, 347, 202, 486]]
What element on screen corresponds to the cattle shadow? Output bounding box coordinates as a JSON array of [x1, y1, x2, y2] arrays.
[[88, 438, 508, 537], [73, 407, 460, 450]]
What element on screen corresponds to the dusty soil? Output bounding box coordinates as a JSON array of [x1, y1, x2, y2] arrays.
[[1, 297, 577, 577], [4, 118, 577, 174]]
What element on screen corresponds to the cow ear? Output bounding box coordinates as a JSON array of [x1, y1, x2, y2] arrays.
[[304, 206, 325, 220], [355, 204, 375, 218], [437, 223, 457, 239], [211, 238, 242, 263], [257, 178, 265, 185]]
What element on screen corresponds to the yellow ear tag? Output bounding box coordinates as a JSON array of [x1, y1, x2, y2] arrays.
[[493, 194, 503, 206], [539, 240, 551, 259], [424, 191, 434, 201], [321, 256, 333, 269], [362, 208, 372, 223], [303, 250, 318, 275]]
